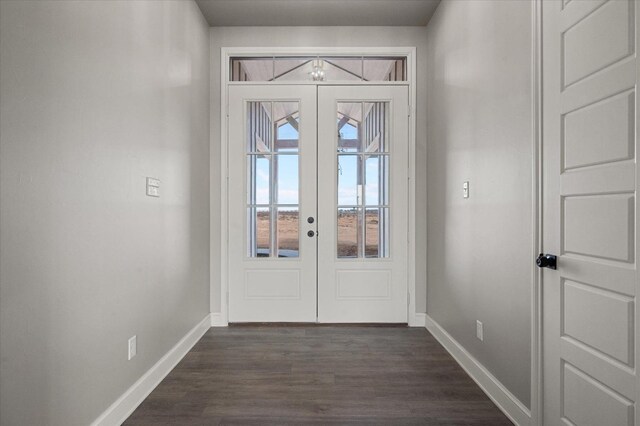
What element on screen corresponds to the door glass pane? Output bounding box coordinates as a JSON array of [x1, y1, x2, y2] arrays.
[[365, 208, 389, 258], [338, 102, 361, 152], [247, 101, 301, 258], [364, 156, 379, 205], [365, 155, 389, 206], [363, 102, 388, 152], [274, 102, 299, 152], [276, 122, 299, 152], [336, 101, 390, 259], [363, 57, 406, 82], [338, 155, 360, 206], [276, 155, 299, 204], [277, 208, 299, 258], [365, 208, 379, 258], [248, 207, 270, 257], [323, 57, 364, 81], [231, 57, 275, 81], [247, 102, 272, 152], [247, 155, 271, 205], [273, 57, 312, 81], [338, 208, 361, 258]]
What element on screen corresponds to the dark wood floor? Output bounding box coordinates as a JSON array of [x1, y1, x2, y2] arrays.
[[124, 326, 512, 425]]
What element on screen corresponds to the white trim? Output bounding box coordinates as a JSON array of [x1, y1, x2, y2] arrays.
[[227, 81, 409, 86], [210, 312, 228, 327], [218, 47, 418, 325], [220, 47, 229, 327], [409, 312, 426, 327], [425, 315, 532, 426], [530, 1, 543, 425], [224, 46, 418, 57], [406, 47, 418, 328], [91, 314, 211, 426]]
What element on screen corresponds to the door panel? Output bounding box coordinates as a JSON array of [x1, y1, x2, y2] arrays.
[[228, 85, 317, 322], [562, 362, 634, 426], [563, 90, 634, 170], [561, 0, 634, 87], [317, 86, 409, 323], [542, 0, 639, 424]]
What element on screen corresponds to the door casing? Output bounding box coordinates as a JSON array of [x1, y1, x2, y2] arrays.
[[218, 47, 418, 326]]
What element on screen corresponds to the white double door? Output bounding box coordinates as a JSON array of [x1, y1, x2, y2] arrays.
[[227, 84, 408, 323]]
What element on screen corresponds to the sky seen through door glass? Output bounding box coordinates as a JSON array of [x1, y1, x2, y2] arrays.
[[253, 120, 379, 206]]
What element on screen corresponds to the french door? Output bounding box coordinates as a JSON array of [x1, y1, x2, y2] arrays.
[[228, 84, 408, 323]]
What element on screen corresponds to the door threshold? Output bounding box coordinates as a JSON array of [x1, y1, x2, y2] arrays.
[[228, 322, 409, 327]]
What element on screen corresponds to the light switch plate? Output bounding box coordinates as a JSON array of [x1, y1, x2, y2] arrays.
[[463, 181, 470, 199], [476, 320, 483, 341], [128, 335, 137, 360], [146, 177, 160, 197]]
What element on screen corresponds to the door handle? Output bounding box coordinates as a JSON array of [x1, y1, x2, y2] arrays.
[[307, 230, 315, 237], [536, 253, 557, 270], [307, 217, 315, 224]]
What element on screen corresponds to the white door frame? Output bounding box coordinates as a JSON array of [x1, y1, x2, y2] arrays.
[[217, 46, 418, 326], [531, 1, 542, 424]]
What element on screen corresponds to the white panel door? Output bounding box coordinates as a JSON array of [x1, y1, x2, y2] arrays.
[[317, 86, 409, 323], [228, 85, 317, 322], [542, 1, 639, 424]]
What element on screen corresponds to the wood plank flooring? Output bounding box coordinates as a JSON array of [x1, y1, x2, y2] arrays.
[[124, 326, 512, 425]]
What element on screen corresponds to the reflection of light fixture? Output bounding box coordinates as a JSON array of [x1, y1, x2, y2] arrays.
[[310, 59, 325, 81]]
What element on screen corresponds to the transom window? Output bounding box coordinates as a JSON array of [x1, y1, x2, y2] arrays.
[[231, 56, 406, 82]]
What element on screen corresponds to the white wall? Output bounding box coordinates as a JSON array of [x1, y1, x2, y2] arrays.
[[209, 26, 428, 316], [426, 0, 533, 407], [0, 1, 210, 424]]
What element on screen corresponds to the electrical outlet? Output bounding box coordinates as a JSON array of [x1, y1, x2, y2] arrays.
[[128, 335, 137, 360], [476, 320, 483, 341]]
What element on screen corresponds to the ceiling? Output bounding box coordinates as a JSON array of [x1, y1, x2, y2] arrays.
[[194, 0, 441, 27]]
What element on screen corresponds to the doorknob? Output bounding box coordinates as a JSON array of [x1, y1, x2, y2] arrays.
[[307, 230, 315, 237], [536, 253, 557, 270], [307, 217, 314, 224]]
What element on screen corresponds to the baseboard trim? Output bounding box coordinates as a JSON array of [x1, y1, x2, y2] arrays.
[[409, 312, 426, 327], [91, 314, 211, 426], [425, 315, 531, 426], [210, 312, 228, 327]]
